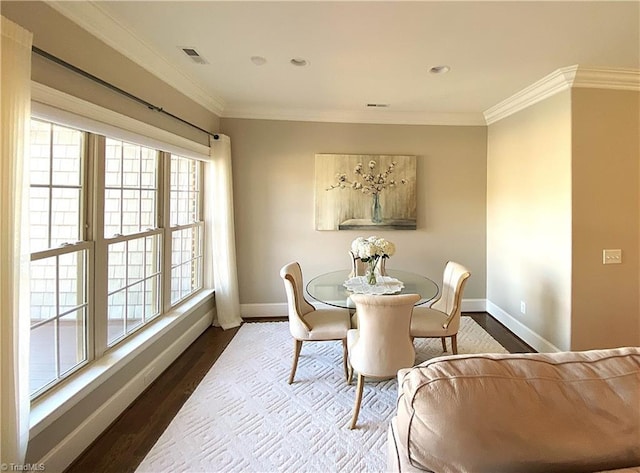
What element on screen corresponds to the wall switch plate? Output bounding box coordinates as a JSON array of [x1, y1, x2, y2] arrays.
[[603, 249, 622, 264], [520, 301, 526, 314]]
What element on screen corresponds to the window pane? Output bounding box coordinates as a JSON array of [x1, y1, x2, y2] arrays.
[[29, 187, 50, 253], [145, 276, 160, 320], [51, 187, 81, 246], [30, 321, 57, 394], [127, 238, 145, 284], [145, 235, 159, 277], [121, 189, 140, 235], [107, 291, 126, 345], [30, 257, 56, 322], [104, 188, 122, 238], [105, 139, 157, 238], [59, 309, 86, 375], [108, 242, 127, 293], [122, 143, 140, 187], [127, 282, 144, 332], [29, 120, 84, 252], [51, 124, 82, 186], [58, 251, 86, 313], [105, 140, 122, 187], [170, 155, 200, 227], [170, 225, 203, 304], [107, 234, 161, 347], [30, 120, 51, 186], [140, 147, 157, 188]]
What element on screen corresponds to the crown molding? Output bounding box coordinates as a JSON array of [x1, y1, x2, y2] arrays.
[[484, 65, 640, 125], [573, 67, 640, 91], [47, 0, 225, 116], [221, 107, 487, 126], [483, 65, 578, 125]]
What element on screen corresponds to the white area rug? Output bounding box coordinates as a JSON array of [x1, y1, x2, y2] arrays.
[[137, 318, 508, 473]]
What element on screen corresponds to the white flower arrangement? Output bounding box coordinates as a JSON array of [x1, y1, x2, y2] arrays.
[[351, 236, 396, 261], [351, 236, 395, 285]]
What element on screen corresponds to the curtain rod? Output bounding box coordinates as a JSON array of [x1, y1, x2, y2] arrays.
[[32, 46, 218, 140]]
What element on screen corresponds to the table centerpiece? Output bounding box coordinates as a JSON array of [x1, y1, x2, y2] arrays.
[[351, 236, 395, 285]]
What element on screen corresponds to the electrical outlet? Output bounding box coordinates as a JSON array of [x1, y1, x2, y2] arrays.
[[520, 301, 526, 314], [603, 249, 622, 264]]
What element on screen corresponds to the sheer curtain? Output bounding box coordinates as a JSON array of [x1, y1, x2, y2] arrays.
[[1, 16, 32, 465], [205, 134, 242, 329]]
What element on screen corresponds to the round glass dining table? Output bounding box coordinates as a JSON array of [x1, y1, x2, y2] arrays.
[[306, 269, 439, 310]]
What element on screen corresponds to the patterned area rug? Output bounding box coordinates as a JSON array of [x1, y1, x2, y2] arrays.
[[137, 318, 508, 473]]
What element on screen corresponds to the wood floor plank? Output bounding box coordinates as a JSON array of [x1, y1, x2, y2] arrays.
[[63, 313, 531, 473]]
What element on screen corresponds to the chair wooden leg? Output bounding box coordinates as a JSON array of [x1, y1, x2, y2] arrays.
[[441, 337, 447, 352], [350, 373, 365, 430], [288, 339, 303, 384], [451, 334, 458, 355], [347, 361, 353, 385], [342, 338, 349, 381]]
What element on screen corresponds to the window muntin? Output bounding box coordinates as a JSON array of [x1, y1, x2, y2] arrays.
[[27, 119, 206, 398], [107, 233, 161, 346], [29, 120, 84, 252], [28, 119, 89, 397], [104, 139, 158, 238], [169, 155, 203, 305]]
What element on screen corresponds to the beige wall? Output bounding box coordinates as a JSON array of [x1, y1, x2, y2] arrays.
[[487, 91, 573, 350], [220, 118, 487, 306], [1, 1, 220, 143], [571, 88, 640, 349]]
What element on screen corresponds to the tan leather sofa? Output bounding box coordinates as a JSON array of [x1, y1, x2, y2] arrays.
[[388, 347, 640, 473]]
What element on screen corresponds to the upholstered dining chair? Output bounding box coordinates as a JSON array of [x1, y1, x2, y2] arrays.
[[347, 293, 420, 429], [410, 261, 471, 355], [280, 262, 351, 384]]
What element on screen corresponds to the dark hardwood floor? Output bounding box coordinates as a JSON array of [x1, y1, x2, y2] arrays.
[[64, 312, 533, 473]]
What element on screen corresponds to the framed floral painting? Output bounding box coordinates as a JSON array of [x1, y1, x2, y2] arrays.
[[315, 154, 417, 231]]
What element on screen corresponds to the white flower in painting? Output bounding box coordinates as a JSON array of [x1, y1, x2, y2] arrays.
[[326, 160, 406, 195]]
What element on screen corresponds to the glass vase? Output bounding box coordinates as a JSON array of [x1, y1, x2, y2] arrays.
[[371, 193, 382, 223], [366, 259, 378, 285]]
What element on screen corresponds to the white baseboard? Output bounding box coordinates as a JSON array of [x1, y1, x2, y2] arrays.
[[242, 298, 487, 318], [486, 301, 561, 353], [37, 310, 214, 473], [242, 300, 560, 353]]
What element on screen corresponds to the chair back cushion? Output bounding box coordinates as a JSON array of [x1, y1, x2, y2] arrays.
[[395, 348, 640, 473], [430, 261, 470, 330], [280, 262, 316, 338], [349, 293, 420, 378]]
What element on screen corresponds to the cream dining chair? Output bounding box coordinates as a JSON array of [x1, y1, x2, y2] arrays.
[[347, 293, 420, 429], [410, 261, 471, 355], [280, 262, 351, 384]]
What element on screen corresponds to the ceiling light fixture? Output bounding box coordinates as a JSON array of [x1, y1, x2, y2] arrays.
[[251, 56, 267, 66], [429, 65, 451, 74], [290, 57, 308, 67]]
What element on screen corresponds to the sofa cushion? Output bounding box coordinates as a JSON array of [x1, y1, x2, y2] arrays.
[[395, 348, 640, 473]]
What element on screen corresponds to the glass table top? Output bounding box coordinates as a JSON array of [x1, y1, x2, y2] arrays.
[[306, 269, 439, 310]]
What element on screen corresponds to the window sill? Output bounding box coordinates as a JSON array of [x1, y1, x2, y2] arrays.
[[29, 288, 214, 437]]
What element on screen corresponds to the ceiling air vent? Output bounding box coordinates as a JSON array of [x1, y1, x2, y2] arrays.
[[366, 103, 390, 108], [180, 47, 208, 65]]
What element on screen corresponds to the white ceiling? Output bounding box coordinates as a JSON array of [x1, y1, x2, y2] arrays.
[[51, 1, 639, 125]]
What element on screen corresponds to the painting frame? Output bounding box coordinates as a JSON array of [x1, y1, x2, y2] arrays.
[[315, 154, 417, 231]]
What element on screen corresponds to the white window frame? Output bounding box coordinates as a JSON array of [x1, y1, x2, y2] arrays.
[[165, 154, 205, 309], [29, 84, 212, 398]]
